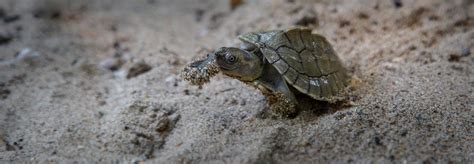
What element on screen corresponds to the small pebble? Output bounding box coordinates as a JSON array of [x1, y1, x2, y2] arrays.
[[0, 88, 10, 100], [155, 117, 170, 132], [13, 48, 41, 65], [16, 48, 31, 59], [194, 9, 205, 22], [339, 20, 351, 28], [448, 54, 461, 62], [0, 7, 5, 18], [165, 75, 178, 87], [95, 111, 105, 119], [229, 0, 243, 10], [0, 34, 12, 45], [460, 47, 470, 57], [126, 62, 152, 79], [113, 69, 128, 78], [3, 15, 20, 23], [357, 12, 369, 19], [293, 7, 318, 27], [294, 15, 318, 27], [99, 58, 124, 71], [15, 48, 40, 59], [393, 0, 403, 8]]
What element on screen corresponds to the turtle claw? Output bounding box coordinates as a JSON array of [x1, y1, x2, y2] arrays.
[[180, 53, 220, 86], [267, 92, 297, 117]]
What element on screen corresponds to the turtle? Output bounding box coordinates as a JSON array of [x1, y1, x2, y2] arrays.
[[181, 28, 350, 116]]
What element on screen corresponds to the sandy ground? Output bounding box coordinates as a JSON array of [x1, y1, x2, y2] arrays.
[[0, 0, 472, 163]]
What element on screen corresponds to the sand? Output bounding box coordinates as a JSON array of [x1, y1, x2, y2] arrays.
[[0, 0, 472, 163]]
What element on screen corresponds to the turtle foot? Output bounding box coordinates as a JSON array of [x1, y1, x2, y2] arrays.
[[267, 92, 297, 117]]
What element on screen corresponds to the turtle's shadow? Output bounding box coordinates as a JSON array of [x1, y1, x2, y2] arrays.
[[257, 94, 351, 119], [298, 96, 348, 117]]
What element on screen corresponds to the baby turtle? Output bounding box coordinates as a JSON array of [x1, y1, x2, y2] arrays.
[[182, 28, 350, 116]]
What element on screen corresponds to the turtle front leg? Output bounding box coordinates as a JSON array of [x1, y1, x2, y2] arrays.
[[274, 79, 299, 116], [255, 81, 298, 117], [254, 63, 298, 117], [267, 90, 297, 117]]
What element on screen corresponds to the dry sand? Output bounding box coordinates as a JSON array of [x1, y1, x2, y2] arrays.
[[0, 0, 472, 163]]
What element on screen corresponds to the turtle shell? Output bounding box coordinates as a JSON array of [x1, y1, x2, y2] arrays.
[[239, 28, 349, 102]]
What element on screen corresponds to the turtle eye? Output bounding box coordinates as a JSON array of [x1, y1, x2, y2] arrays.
[[225, 53, 237, 63]]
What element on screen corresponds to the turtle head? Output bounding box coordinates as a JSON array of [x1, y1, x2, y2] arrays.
[[214, 47, 263, 82]]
